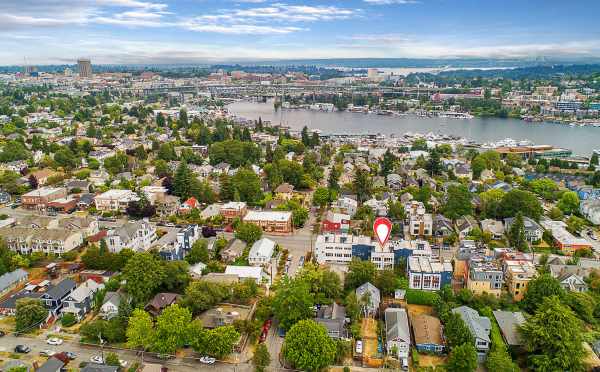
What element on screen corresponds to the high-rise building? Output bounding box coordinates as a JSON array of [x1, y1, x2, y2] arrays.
[[77, 58, 92, 78]]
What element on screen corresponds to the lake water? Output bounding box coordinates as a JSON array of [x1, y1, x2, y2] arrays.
[[227, 100, 600, 156]]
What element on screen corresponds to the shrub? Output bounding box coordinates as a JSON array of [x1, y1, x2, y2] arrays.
[[61, 313, 77, 327], [406, 289, 440, 305]]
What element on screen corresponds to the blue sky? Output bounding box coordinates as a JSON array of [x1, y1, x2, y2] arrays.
[[1, 0, 600, 65]]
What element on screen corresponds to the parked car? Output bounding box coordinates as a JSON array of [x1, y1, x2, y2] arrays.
[[202, 226, 217, 238], [40, 350, 56, 357], [0, 330, 5, 337], [15, 345, 31, 353], [199, 356, 216, 365], [47, 337, 63, 345], [90, 355, 104, 364], [119, 360, 128, 367], [64, 352, 77, 360]]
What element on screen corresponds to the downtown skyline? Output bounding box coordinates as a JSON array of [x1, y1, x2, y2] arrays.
[[2, 0, 600, 65]]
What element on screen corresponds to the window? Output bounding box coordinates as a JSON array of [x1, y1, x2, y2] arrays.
[[412, 275, 421, 288]]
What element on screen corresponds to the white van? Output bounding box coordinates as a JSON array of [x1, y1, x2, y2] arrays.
[[401, 357, 409, 370], [355, 340, 363, 354]]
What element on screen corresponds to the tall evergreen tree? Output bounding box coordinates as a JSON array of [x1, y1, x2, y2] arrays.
[[509, 212, 528, 251], [173, 161, 193, 200]]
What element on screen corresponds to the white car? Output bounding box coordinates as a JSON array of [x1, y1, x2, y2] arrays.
[[199, 356, 216, 365], [355, 340, 363, 354], [119, 360, 128, 367], [90, 356, 104, 364], [46, 338, 63, 346], [40, 349, 56, 357]]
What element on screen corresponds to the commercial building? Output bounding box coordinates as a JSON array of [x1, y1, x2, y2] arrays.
[[243, 210, 293, 234], [22, 187, 67, 209], [314, 234, 373, 265], [77, 58, 92, 78], [541, 219, 592, 255], [220, 202, 248, 222]]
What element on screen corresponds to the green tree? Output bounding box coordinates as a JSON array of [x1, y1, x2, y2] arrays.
[[173, 161, 194, 200], [153, 304, 193, 355], [446, 343, 478, 372], [443, 184, 473, 220], [353, 168, 372, 203], [426, 148, 443, 176], [344, 258, 376, 290], [312, 187, 332, 208], [380, 149, 396, 177], [181, 281, 229, 315], [123, 252, 166, 305], [471, 156, 486, 179], [296, 263, 342, 304], [443, 312, 473, 348], [15, 298, 47, 332], [186, 239, 210, 264], [557, 191, 580, 215], [232, 167, 263, 203], [253, 343, 271, 372], [197, 325, 240, 359], [283, 320, 337, 372], [508, 212, 528, 251], [520, 296, 587, 372], [272, 277, 314, 330], [160, 260, 190, 293], [235, 222, 263, 244], [126, 309, 155, 350], [500, 189, 543, 220], [522, 274, 565, 313]]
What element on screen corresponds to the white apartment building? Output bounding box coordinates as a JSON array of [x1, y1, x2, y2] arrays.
[[405, 201, 433, 237], [94, 189, 140, 212], [0, 227, 83, 255], [314, 234, 372, 265], [105, 219, 157, 253]]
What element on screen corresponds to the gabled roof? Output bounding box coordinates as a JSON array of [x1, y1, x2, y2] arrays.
[[0, 268, 28, 292], [493, 310, 525, 346], [385, 308, 410, 344], [67, 279, 103, 303], [452, 306, 490, 343], [43, 278, 76, 301], [412, 314, 443, 346]]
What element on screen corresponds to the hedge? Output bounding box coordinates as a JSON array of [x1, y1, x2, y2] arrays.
[[405, 289, 441, 306]]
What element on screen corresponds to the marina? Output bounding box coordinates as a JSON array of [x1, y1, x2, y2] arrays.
[[228, 100, 600, 156]]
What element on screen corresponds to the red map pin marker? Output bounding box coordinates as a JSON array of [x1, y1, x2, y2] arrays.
[[373, 217, 392, 248]]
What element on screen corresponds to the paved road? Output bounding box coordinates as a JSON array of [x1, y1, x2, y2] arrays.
[[0, 333, 256, 372]]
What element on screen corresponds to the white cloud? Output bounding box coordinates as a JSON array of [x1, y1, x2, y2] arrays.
[[363, 0, 419, 4]]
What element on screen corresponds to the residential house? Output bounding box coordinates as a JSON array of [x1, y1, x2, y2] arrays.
[[504, 261, 536, 301], [385, 308, 410, 362], [62, 279, 105, 321], [224, 266, 265, 285], [158, 225, 200, 261], [334, 196, 358, 216], [178, 197, 200, 214], [322, 211, 351, 234], [57, 216, 99, 238], [386, 174, 403, 190], [100, 291, 125, 319], [452, 306, 491, 359], [243, 210, 293, 234], [581, 199, 600, 225], [405, 201, 432, 238], [493, 311, 526, 347], [391, 239, 432, 260], [480, 219, 505, 240], [364, 198, 388, 216], [315, 302, 348, 339], [412, 314, 444, 354], [220, 202, 248, 222], [145, 293, 180, 317], [467, 259, 503, 297], [200, 203, 222, 220], [221, 239, 246, 263], [22, 187, 67, 209], [156, 195, 180, 217], [248, 238, 275, 266], [408, 256, 452, 291], [89, 169, 110, 187], [142, 186, 169, 205], [65, 179, 91, 193], [549, 265, 589, 292], [505, 217, 543, 243], [433, 215, 454, 239], [40, 278, 77, 315], [456, 215, 478, 240], [274, 183, 295, 200], [0, 227, 83, 255], [104, 220, 157, 253], [36, 356, 65, 372], [29, 169, 59, 186], [0, 268, 28, 296], [94, 189, 139, 212], [189, 262, 207, 279], [355, 282, 380, 315]]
